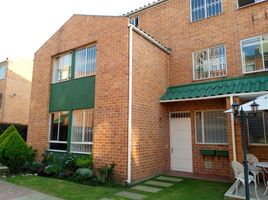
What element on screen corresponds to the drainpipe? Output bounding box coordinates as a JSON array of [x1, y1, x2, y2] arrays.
[[127, 24, 133, 184], [230, 96, 237, 161]]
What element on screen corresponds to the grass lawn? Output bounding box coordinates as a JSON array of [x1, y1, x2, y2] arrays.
[[3, 175, 231, 200]]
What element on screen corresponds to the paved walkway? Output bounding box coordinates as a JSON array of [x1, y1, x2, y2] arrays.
[[0, 180, 62, 200]]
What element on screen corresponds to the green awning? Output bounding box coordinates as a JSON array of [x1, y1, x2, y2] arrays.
[[160, 74, 268, 102]]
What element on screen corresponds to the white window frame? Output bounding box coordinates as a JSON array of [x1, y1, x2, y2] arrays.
[[74, 45, 96, 79], [48, 112, 68, 152], [237, 0, 266, 9], [190, 0, 223, 22], [241, 35, 268, 74], [195, 110, 228, 145], [71, 109, 93, 154], [192, 45, 227, 81], [248, 112, 268, 146], [52, 52, 72, 84]]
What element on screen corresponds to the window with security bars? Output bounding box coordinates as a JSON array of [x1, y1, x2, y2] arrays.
[[196, 111, 228, 144], [49, 111, 69, 151], [191, 0, 222, 22], [75, 46, 96, 79], [238, 0, 265, 8], [193, 45, 227, 80], [241, 35, 268, 73], [248, 112, 268, 144], [52, 53, 72, 83], [71, 109, 94, 154]]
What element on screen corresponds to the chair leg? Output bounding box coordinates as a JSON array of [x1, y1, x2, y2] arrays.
[[235, 180, 239, 196], [254, 182, 260, 200]]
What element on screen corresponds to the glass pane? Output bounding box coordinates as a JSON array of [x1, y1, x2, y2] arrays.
[[242, 37, 263, 72], [84, 109, 93, 142], [191, 0, 206, 22], [75, 48, 86, 78], [49, 143, 67, 151], [71, 144, 92, 153], [58, 111, 69, 141], [50, 113, 59, 141], [194, 49, 209, 80], [59, 54, 72, 81], [204, 111, 228, 143], [196, 112, 203, 143], [262, 36, 268, 70], [206, 0, 222, 17], [248, 114, 265, 144], [238, 0, 256, 7], [264, 113, 268, 144], [85, 46, 96, 76], [0, 65, 6, 80], [72, 110, 84, 142]]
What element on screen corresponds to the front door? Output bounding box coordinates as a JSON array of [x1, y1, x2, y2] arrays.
[[170, 112, 193, 172]]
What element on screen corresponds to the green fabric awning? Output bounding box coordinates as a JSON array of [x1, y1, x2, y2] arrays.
[[160, 74, 268, 102]]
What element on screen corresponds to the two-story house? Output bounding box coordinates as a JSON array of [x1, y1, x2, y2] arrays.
[[0, 58, 33, 125], [27, 0, 268, 184]]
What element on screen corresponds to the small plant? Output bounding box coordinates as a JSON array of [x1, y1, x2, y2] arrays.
[[97, 162, 116, 183], [76, 168, 93, 178], [44, 164, 62, 177], [75, 155, 92, 169], [30, 161, 44, 174], [0, 129, 30, 173]]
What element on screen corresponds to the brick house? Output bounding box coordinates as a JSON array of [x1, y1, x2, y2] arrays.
[[0, 58, 33, 125], [27, 0, 268, 183]]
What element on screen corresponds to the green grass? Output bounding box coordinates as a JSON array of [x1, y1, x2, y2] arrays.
[[3, 176, 231, 200]]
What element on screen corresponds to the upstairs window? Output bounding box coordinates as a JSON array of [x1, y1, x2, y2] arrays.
[[75, 46, 96, 79], [130, 17, 139, 27], [238, 0, 265, 8], [241, 35, 268, 73], [193, 45, 227, 80], [191, 0, 222, 22], [0, 65, 6, 80], [52, 53, 72, 83]]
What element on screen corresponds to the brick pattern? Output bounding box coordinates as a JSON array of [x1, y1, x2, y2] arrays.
[[132, 32, 170, 181], [27, 15, 130, 181]]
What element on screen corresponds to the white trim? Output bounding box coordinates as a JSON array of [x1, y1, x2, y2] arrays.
[[49, 141, 67, 144], [70, 151, 92, 155], [46, 149, 67, 153], [160, 91, 268, 103], [130, 24, 171, 55], [127, 25, 133, 184], [230, 96, 237, 161], [71, 142, 93, 145]]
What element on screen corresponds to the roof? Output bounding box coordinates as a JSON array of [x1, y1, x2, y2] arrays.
[[160, 74, 268, 102], [124, 0, 168, 16]]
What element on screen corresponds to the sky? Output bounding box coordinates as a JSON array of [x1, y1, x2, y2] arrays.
[[0, 0, 154, 61]]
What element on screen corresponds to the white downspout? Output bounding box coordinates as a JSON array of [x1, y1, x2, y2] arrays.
[[230, 96, 237, 161], [127, 24, 133, 184]]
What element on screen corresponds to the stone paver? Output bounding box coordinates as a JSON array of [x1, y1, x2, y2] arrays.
[[145, 180, 173, 187], [116, 191, 146, 200], [132, 185, 161, 193], [155, 176, 183, 183], [0, 180, 62, 200]]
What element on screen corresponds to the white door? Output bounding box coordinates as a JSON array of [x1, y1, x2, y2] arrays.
[[170, 112, 193, 172]]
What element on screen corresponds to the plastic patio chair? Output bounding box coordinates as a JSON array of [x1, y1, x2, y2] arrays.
[[247, 153, 265, 184], [231, 160, 259, 200]]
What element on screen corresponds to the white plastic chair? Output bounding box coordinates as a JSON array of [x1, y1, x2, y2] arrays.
[[247, 153, 265, 184], [231, 160, 259, 200]]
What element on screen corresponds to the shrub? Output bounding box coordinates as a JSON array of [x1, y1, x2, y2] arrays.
[[0, 125, 16, 145], [75, 155, 92, 169], [96, 162, 116, 183], [44, 164, 62, 177], [76, 168, 93, 178], [0, 130, 30, 173], [27, 146, 36, 163], [0, 123, 27, 141], [30, 161, 44, 174]]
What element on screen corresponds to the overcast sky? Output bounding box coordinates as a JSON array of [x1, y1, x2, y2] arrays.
[[0, 0, 154, 61]]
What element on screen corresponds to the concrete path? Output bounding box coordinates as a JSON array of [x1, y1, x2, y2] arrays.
[[0, 180, 62, 200]]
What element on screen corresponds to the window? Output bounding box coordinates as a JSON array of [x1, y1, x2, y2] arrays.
[[193, 45, 227, 80], [241, 35, 268, 73], [196, 111, 228, 144], [71, 109, 94, 154], [130, 17, 139, 27], [49, 111, 69, 151], [0, 65, 6, 80], [238, 0, 265, 8], [191, 0, 222, 22], [248, 112, 268, 144], [75, 46, 96, 79], [52, 53, 72, 83]]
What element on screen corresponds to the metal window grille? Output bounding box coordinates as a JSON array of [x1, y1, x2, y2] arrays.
[[193, 45, 227, 80], [171, 112, 191, 118], [191, 0, 222, 22]]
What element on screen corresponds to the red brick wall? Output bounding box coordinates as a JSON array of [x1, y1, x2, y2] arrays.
[[168, 98, 231, 178], [27, 15, 130, 181], [132, 31, 170, 181]]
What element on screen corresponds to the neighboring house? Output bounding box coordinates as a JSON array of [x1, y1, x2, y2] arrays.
[[0, 58, 33, 125], [27, 0, 268, 183]]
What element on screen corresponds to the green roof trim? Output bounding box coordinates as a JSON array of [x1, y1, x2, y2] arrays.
[[160, 74, 268, 101]]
